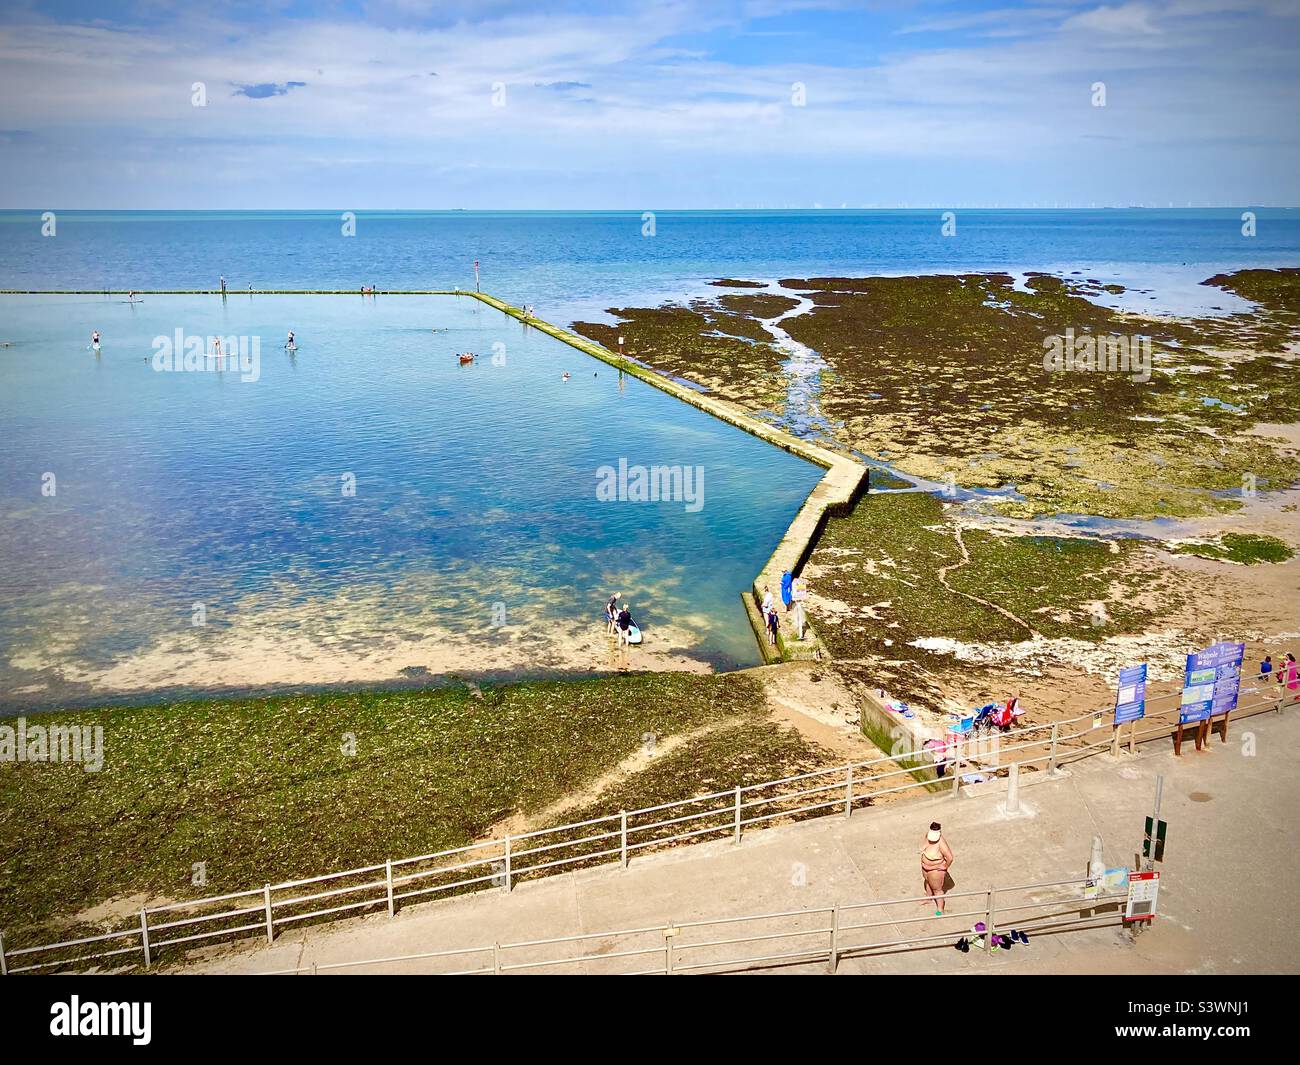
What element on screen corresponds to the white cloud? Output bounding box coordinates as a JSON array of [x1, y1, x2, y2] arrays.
[[0, 0, 1294, 206], [1062, 3, 1162, 35]]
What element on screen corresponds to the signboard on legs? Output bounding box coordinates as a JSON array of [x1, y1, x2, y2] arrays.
[[1113, 663, 1148, 754], [1177, 642, 1244, 754]]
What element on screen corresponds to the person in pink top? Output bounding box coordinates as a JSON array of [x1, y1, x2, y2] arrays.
[[1280, 653, 1298, 704]]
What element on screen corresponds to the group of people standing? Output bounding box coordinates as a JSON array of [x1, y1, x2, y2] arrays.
[[760, 584, 783, 646], [605, 592, 636, 652], [759, 570, 806, 648]]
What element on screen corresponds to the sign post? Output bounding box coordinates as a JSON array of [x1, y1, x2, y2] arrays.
[[1125, 871, 1160, 922], [1112, 663, 1147, 756], [1177, 642, 1243, 755], [1142, 816, 1167, 862]]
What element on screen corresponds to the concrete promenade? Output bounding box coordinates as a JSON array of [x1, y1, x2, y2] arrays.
[[187, 708, 1300, 975]]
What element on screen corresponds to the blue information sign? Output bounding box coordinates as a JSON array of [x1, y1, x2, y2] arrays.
[[1114, 663, 1148, 725], [1180, 642, 1244, 724]]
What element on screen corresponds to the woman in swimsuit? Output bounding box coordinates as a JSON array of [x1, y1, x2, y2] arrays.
[[920, 822, 954, 915]]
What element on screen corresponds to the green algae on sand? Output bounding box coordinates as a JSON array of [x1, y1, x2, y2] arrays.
[[574, 302, 788, 407], [577, 268, 1300, 522], [1172, 533, 1294, 565], [0, 671, 831, 945], [803, 492, 1171, 665]]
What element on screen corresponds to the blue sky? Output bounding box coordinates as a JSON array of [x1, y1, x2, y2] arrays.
[[0, 0, 1296, 208]]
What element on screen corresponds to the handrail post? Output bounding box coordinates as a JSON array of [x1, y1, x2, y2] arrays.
[[984, 887, 996, 954], [503, 836, 513, 893], [139, 909, 152, 969], [385, 860, 395, 917], [493, 942, 502, 974], [620, 812, 629, 868], [0, 931, 6, 976], [1047, 724, 1060, 774], [828, 903, 839, 973], [951, 736, 962, 798], [263, 884, 274, 944], [733, 787, 742, 844], [844, 765, 854, 818]]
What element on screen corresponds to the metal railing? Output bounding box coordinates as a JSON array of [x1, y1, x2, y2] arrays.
[[251, 873, 1134, 976], [1, 673, 1289, 975]]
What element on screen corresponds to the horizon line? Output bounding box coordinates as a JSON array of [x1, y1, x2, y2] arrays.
[[2, 205, 1299, 217]]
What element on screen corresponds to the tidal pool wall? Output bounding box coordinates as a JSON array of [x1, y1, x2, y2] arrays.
[[463, 290, 869, 663]]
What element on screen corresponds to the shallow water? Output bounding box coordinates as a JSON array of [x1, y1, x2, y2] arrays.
[[0, 294, 823, 711]]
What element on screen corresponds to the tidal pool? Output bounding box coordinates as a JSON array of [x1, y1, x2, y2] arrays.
[[0, 294, 822, 711]]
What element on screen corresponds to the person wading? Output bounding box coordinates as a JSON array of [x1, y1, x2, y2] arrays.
[[921, 822, 954, 916]]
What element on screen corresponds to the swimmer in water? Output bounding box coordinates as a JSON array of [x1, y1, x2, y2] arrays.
[[91, 330, 101, 349], [561, 371, 571, 381]]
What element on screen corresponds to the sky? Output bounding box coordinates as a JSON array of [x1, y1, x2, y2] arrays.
[[0, 0, 1296, 209]]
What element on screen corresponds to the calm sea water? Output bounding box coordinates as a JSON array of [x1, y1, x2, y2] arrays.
[[1, 209, 1296, 710], [0, 293, 822, 711]]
